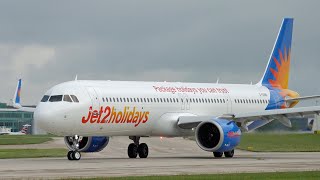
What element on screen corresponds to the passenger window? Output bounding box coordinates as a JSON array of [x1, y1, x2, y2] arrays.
[[41, 95, 50, 102], [63, 95, 73, 102], [70, 95, 79, 103], [49, 95, 63, 102], [102, 98, 105, 102], [106, 98, 108, 102]]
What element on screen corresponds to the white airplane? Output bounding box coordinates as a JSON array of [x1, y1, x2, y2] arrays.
[[0, 124, 31, 135], [12, 18, 320, 161]]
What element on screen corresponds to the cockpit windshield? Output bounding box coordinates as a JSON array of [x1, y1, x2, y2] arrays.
[[49, 95, 63, 102], [63, 95, 72, 102], [41, 95, 50, 102], [41, 94, 80, 103], [70, 95, 79, 103]]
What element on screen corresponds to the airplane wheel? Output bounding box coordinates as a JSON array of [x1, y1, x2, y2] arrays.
[[128, 143, 138, 158], [213, 152, 223, 158], [72, 151, 81, 160], [67, 151, 73, 160], [224, 149, 234, 158], [138, 143, 148, 158]]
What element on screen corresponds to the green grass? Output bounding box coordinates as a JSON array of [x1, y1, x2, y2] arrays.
[[0, 148, 66, 159], [238, 133, 320, 152], [0, 135, 54, 145], [66, 171, 320, 180]]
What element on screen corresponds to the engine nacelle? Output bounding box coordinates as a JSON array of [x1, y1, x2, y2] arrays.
[[195, 119, 241, 152], [64, 136, 109, 152]]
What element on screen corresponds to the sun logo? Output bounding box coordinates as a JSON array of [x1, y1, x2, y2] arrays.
[[268, 47, 290, 89], [268, 47, 299, 108]]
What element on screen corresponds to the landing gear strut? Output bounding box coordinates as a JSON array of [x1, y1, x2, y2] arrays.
[[128, 136, 149, 158], [67, 135, 81, 161]]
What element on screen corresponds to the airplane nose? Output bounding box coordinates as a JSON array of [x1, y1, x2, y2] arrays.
[[34, 104, 65, 135], [34, 107, 53, 133]]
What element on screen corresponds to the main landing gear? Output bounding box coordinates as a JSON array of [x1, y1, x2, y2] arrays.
[[127, 136, 149, 158], [213, 149, 234, 158], [67, 135, 81, 161]]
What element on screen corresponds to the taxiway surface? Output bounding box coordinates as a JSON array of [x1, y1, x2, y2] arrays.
[[1, 137, 320, 179]]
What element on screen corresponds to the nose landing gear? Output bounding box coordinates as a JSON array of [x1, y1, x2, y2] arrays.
[[67, 135, 81, 161], [127, 136, 149, 158]]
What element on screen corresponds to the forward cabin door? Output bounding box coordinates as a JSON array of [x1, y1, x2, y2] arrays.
[[86, 87, 100, 111]]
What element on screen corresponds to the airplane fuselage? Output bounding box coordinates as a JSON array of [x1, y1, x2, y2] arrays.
[[35, 80, 274, 137]]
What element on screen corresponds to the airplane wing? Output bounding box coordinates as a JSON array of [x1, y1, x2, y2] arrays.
[[0, 79, 36, 112], [178, 106, 320, 131], [285, 95, 320, 102], [0, 108, 35, 112]]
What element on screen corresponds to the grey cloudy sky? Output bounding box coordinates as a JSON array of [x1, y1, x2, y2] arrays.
[[0, 0, 319, 105]]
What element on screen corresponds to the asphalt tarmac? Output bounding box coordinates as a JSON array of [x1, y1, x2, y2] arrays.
[[0, 136, 320, 179]]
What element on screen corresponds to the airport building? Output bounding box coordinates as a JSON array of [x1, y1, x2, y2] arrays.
[[0, 103, 34, 134]]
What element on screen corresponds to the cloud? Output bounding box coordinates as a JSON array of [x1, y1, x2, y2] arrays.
[[11, 45, 55, 73], [0, 1, 319, 105]]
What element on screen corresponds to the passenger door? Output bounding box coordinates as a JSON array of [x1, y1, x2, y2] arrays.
[[86, 87, 100, 110]]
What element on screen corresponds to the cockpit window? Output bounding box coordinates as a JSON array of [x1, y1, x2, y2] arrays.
[[49, 95, 63, 102], [41, 95, 50, 102], [70, 95, 79, 103], [63, 95, 73, 102]]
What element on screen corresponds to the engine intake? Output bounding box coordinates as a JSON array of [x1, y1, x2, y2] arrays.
[[195, 119, 241, 152], [64, 136, 109, 152]]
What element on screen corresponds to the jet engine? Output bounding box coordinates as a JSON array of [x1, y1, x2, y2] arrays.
[[64, 136, 109, 152], [195, 119, 241, 152]]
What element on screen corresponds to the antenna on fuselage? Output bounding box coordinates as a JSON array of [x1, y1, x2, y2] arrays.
[[75, 75, 78, 81], [216, 78, 220, 84]]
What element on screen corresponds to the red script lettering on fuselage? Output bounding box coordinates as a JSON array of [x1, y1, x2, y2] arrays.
[[82, 106, 150, 127]]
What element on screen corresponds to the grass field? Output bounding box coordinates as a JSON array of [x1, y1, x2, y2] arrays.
[[0, 135, 53, 145], [68, 171, 320, 180], [0, 149, 66, 159], [238, 133, 320, 152]]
